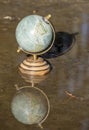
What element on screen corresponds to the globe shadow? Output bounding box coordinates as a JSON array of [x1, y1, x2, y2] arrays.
[[42, 31, 79, 59]]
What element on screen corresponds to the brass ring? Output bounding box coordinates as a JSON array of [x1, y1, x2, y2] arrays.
[[17, 19, 55, 56], [16, 85, 50, 127]]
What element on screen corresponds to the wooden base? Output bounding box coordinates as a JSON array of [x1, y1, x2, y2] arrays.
[[19, 56, 51, 76]]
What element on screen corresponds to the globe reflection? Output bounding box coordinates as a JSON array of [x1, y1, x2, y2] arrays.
[[11, 86, 50, 126]]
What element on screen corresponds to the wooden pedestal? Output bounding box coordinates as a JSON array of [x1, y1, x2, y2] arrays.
[[19, 56, 51, 76]]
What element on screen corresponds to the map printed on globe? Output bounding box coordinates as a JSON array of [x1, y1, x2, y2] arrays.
[[11, 87, 49, 125], [16, 15, 53, 53]]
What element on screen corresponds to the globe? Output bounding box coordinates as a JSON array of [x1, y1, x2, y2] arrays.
[[11, 86, 50, 125], [16, 15, 54, 54]]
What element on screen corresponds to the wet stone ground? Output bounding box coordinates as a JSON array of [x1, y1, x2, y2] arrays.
[[0, 0, 89, 130]]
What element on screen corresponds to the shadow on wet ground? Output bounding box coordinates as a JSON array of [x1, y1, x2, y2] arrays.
[[42, 32, 79, 58]]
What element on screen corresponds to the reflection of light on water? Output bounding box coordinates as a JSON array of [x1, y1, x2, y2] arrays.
[[81, 118, 89, 130], [76, 63, 84, 89], [72, 16, 80, 33], [86, 56, 89, 77], [81, 13, 89, 48], [77, 53, 89, 89], [67, 78, 75, 93], [55, 14, 89, 98], [66, 63, 85, 94], [57, 59, 87, 98], [43, 0, 58, 2], [69, 17, 79, 59]]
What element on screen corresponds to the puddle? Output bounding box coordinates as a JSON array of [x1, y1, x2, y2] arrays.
[[0, 1, 89, 130]]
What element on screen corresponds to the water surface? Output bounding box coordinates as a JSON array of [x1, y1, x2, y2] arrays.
[[0, 1, 89, 130]]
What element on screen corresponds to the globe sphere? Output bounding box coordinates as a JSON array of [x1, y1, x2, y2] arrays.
[[16, 15, 54, 54], [11, 86, 49, 125]]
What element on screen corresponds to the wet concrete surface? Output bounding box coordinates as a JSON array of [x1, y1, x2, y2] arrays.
[[0, 0, 89, 130]]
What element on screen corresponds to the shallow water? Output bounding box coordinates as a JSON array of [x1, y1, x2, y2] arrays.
[[0, 0, 89, 130]]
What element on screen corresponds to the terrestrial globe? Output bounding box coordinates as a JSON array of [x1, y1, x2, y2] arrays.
[[11, 86, 50, 126], [16, 14, 55, 55]]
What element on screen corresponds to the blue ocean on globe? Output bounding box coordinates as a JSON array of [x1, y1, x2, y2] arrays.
[[16, 15, 53, 53]]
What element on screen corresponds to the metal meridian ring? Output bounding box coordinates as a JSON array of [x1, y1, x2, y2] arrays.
[[18, 19, 55, 56], [16, 85, 50, 127]]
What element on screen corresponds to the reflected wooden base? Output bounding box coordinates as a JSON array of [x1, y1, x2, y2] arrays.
[[19, 73, 47, 84], [19, 56, 51, 76]]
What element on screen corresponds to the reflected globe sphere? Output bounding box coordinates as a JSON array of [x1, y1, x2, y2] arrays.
[[11, 86, 49, 125], [16, 15, 54, 53]]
